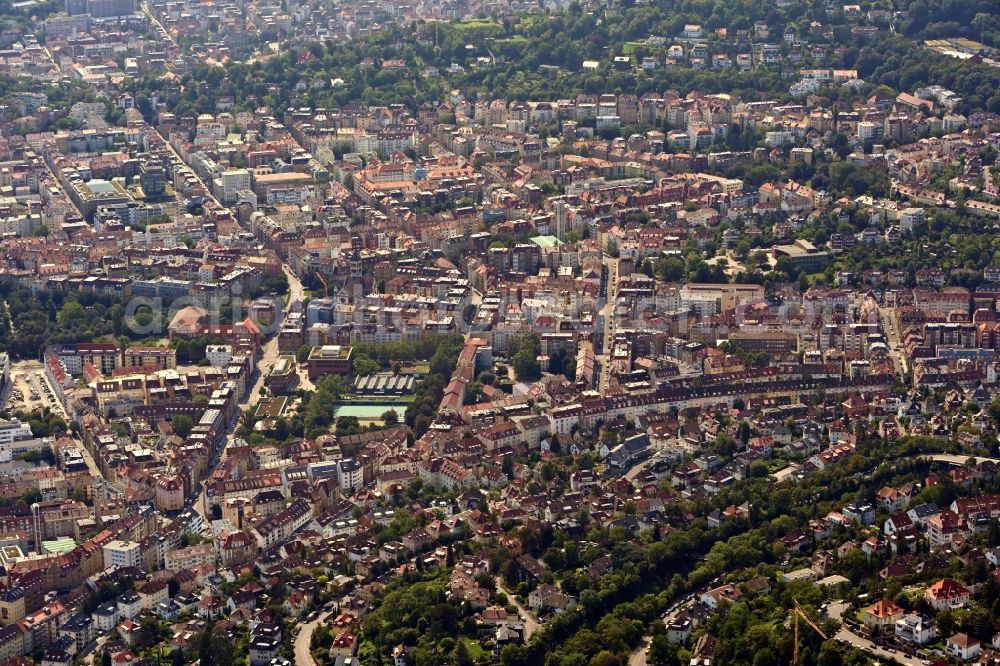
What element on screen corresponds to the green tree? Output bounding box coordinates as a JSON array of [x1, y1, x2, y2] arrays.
[[352, 352, 380, 377], [590, 651, 623, 666], [508, 333, 541, 381], [816, 640, 844, 666], [198, 629, 213, 666], [172, 414, 194, 439], [311, 624, 333, 649], [139, 616, 161, 648], [648, 635, 678, 665], [57, 301, 85, 328], [297, 344, 312, 363], [656, 256, 686, 282], [937, 609, 956, 637], [336, 415, 361, 434], [454, 640, 473, 666], [752, 648, 779, 666]]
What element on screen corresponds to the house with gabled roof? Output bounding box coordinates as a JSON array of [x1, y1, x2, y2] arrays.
[[516, 555, 546, 583], [946, 632, 981, 661], [882, 512, 914, 536], [700, 583, 741, 610], [926, 578, 970, 611], [864, 599, 903, 629], [875, 486, 907, 513], [528, 584, 577, 614]]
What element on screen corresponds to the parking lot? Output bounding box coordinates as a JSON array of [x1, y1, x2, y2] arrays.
[[4, 360, 65, 416]]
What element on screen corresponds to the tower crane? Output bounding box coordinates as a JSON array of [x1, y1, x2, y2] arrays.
[[792, 599, 828, 666]]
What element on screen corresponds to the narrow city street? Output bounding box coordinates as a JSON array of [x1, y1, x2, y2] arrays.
[[293, 610, 333, 666], [879, 304, 908, 379], [153, 127, 223, 209], [628, 635, 651, 666], [597, 256, 620, 393], [284, 263, 305, 304], [141, 0, 180, 52]]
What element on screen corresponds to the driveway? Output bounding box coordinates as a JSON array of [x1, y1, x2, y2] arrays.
[[495, 578, 541, 640]]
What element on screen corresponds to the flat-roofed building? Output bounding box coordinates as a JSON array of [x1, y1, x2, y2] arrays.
[[307, 345, 353, 380]]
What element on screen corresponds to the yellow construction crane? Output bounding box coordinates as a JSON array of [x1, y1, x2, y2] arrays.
[[792, 599, 828, 666], [316, 272, 328, 298]]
